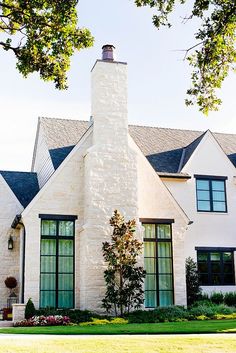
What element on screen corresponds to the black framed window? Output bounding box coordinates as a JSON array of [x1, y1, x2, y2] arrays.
[[143, 223, 174, 308], [195, 176, 227, 212], [40, 218, 75, 308], [197, 250, 235, 286]]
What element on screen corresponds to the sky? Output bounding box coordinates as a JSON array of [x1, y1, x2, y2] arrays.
[[0, 1, 235, 171]]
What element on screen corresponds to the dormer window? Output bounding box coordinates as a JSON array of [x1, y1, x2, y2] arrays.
[[195, 175, 227, 213]]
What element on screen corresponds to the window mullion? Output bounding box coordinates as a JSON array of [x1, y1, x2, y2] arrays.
[[209, 180, 213, 211], [56, 220, 59, 308]]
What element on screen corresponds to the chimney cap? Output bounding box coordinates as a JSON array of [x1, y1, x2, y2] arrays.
[[102, 44, 115, 61], [102, 44, 115, 50]]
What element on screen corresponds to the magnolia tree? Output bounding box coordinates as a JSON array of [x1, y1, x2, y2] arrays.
[[102, 210, 146, 316]]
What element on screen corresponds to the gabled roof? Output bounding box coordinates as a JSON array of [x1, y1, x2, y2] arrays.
[[49, 145, 75, 169], [39, 117, 236, 173], [178, 131, 207, 171], [0, 171, 39, 208]]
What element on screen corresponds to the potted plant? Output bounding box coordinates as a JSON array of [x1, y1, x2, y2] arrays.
[[4, 276, 18, 318]]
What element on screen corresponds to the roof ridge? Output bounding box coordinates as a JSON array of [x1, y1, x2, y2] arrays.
[[39, 116, 89, 123], [129, 124, 203, 133]]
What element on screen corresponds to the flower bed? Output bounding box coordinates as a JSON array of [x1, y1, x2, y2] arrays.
[[14, 315, 70, 327]]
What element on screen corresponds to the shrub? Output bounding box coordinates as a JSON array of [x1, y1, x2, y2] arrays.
[[35, 308, 107, 324], [4, 276, 17, 289], [210, 292, 224, 304], [79, 317, 128, 326], [14, 315, 70, 327], [126, 306, 188, 323], [185, 257, 202, 306], [126, 310, 158, 323], [153, 306, 189, 322], [224, 292, 236, 307], [25, 298, 36, 319]]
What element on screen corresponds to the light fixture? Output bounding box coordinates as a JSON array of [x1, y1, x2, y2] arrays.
[[8, 235, 13, 250]]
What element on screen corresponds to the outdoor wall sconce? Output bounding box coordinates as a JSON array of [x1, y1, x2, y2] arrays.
[[8, 235, 13, 250]]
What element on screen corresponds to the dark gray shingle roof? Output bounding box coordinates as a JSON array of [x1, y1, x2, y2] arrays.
[[40, 117, 236, 173], [0, 171, 39, 208], [49, 145, 75, 170]]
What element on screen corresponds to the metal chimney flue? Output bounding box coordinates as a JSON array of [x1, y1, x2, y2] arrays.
[[102, 44, 115, 61]]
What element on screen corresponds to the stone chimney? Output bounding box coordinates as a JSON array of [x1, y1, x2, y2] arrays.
[[91, 45, 128, 147]]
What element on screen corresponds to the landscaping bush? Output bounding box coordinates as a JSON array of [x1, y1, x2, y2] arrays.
[[210, 292, 224, 304], [25, 298, 36, 319], [79, 317, 128, 326], [188, 302, 235, 319], [126, 306, 188, 323], [35, 308, 106, 324], [14, 315, 70, 327], [224, 292, 236, 307]]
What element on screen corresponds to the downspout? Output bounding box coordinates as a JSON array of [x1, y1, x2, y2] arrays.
[[11, 214, 26, 303], [18, 221, 26, 303]]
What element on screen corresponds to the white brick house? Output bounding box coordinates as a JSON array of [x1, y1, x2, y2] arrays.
[[1, 45, 236, 311]]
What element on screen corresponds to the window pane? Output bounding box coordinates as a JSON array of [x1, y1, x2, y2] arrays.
[[40, 291, 56, 308], [58, 291, 73, 308], [212, 180, 225, 191], [41, 274, 56, 290], [213, 202, 226, 212], [159, 274, 173, 290], [223, 252, 233, 261], [197, 253, 208, 261], [58, 274, 73, 290], [59, 240, 73, 256], [144, 258, 156, 273], [59, 257, 73, 273], [199, 274, 209, 285], [210, 252, 220, 261], [59, 221, 74, 237], [159, 291, 173, 306], [198, 262, 208, 273], [41, 256, 56, 273], [41, 220, 56, 236], [158, 258, 172, 273], [223, 263, 233, 274], [212, 191, 225, 202], [41, 239, 56, 255], [197, 201, 211, 211], [197, 190, 210, 201], [145, 275, 156, 290], [158, 242, 171, 257], [157, 225, 171, 239], [197, 180, 209, 190], [143, 224, 156, 239], [224, 274, 234, 285], [211, 262, 221, 273], [212, 274, 221, 285], [145, 291, 157, 308], [144, 242, 155, 257]]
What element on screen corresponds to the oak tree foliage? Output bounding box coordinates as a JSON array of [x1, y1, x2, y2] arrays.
[[0, 0, 93, 89], [102, 210, 146, 316], [135, 0, 236, 114]]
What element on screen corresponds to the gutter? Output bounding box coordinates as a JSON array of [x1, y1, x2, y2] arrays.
[[11, 214, 26, 304]]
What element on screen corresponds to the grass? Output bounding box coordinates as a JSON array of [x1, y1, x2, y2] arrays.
[[0, 335, 236, 353], [0, 319, 236, 335]]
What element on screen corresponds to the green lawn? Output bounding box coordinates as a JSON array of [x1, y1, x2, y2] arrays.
[[0, 319, 236, 335], [0, 335, 236, 353]]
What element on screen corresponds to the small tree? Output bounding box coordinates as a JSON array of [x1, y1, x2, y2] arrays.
[[185, 257, 202, 306], [25, 298, 36, 319], [102, 210, 146, 316]]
